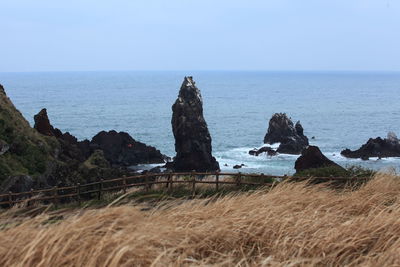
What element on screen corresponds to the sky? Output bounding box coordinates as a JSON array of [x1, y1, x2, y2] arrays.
[[0, 0, 399, 72]]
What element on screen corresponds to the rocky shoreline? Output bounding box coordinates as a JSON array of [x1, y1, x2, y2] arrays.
[[1, 77, 398, 193]]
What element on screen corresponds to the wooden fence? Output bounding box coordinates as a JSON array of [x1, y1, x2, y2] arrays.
[[0, 172, 370, 208]]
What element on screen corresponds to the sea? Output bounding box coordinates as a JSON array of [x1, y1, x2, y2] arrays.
[[1, 71, 400, 175]]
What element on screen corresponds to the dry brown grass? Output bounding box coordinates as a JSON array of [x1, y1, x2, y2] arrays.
[[1, 172, 400, 266]]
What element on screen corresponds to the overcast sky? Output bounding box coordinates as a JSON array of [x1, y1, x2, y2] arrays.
[[1, 0, 399, 72]]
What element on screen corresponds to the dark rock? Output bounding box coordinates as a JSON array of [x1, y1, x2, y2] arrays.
[[264, 113, 308, 154], [148, 166, 162, 173], [341, 132, 400, 159], [264, 113, 305, 144], [233, 164, 245, 169], [0, 175, 33, 194], [163, 161, 174, 170], [361, 155, 369, 161], [33, 108, 60, 137], [277, 137, 307, 154], [295, 146, 345, 173], [249, 146, 277, 156], [171, 77, 219, 172], [33, 109, 89, 163], [264, 113, 309, 154], [90, 130, 166, 167]]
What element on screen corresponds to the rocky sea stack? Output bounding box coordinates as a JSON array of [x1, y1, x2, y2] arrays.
[[171, 77, 219, 172], [250, 113, 309, 156], [264, 113, 309, 154], [341, 132, 400, 160]]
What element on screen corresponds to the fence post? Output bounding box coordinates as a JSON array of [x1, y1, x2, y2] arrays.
[[191, 171, 196, 197], [144, 173, 150, 192], [98, 179, 103, 200], [260, 173, 265, 185], [237, 172, 242, 188], [123, 176, 127, 194], [77, 183, 81, 206], [283, 174, 288, 181], [168, 173, 173, 192], [8, 191, 12, 208], [29, 189, 34, 206], [53, 186, 58, 207], [215, 171, 219, 191]]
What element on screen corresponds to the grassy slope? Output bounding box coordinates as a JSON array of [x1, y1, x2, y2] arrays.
[[0, 85, 58, 180], [0, 173, 399, 266]]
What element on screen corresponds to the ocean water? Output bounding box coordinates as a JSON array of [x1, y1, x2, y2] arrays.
[[1, 71, 400, 175]]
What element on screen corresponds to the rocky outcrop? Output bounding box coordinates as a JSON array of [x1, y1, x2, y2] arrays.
[[264, 113, 309, 154], [171, 77, 219, 172], [33, 109, 90, 162], [249, 146, 277, 156], [295, 146, 345, 173], [33, 108, 59, 137], [90, 130, 166, 167], [33, 108, 167, 167], [341, 132, 400, 159]]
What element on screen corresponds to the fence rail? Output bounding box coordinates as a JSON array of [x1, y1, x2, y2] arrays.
[[0, 172, 371, 208]]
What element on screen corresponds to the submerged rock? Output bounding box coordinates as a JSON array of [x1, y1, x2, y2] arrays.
[[295, 146, 345, 173], [90, 130, 166, 167], [263, 113, 309, 154], [171, 76, 219, 172], [341, 132, 400, 159], [233, 164, 245, 169]]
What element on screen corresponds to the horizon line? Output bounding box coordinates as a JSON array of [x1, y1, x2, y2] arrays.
[[1, 69, 400, 74]]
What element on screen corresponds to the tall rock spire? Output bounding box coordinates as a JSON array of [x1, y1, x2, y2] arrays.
[[171, 77, 219, 172]]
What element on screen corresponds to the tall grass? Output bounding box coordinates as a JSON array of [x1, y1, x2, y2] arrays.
[[0, 172, 400, 266]]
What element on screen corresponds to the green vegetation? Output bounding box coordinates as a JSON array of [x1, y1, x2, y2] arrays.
[[0, 87, 59, 182], [294, 165, 376, 178], [83, 150, 110, 169]]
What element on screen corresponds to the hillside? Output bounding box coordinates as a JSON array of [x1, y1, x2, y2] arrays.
[[0, 173, 399, 266], [0, 84, 58, 182]]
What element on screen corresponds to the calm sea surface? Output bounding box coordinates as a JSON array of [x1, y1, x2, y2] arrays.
[[1, 71, 400, 175]]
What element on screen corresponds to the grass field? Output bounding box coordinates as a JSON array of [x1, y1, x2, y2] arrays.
[[0, 172, 399, 266]]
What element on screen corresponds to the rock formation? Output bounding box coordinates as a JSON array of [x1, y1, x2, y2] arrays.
[[264, 113, 309, 154], [90, 130, 166, 166], [295, 146, 344, 173], [249, 146, 277, 156], [33, 108, 90, 162], [33, 108, 60, 137], [33, 108, 167, 167], [341, 132, 400, 159], [171, 77, 219, 172]]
